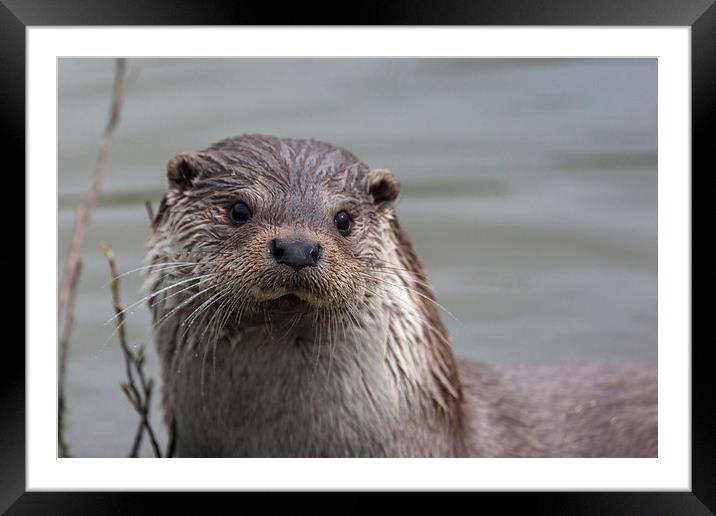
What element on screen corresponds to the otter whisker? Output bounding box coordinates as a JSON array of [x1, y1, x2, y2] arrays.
[[120, 283, 218, 364], [152, 284, 216, 332], [198, 293, 233, 399], [367, 264, 436, 290], [148, 276, 213, 311], [170, 291, 227, 382], [104, 261, 204, 286], [367, 259, 431, 277], [359, 282, 434, 363], [200, 293, 233, 342], [312, 309, 323, 377], [105, 273, 213, 325], [96, 274, 212, 357], [356, 272, 460, 324], [323, 308, 334, 384], [325, 306, 343, 387], [278, 308, 306, 342], [212, 294, 245, 375], [363, 283, 456, 378], [182, 291, 224, 330]]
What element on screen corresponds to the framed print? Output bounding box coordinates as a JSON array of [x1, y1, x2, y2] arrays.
[[4, 0, 711, 513]]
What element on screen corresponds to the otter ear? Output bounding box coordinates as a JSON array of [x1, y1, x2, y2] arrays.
[[367, 168, 400, 205], [167, 152, 202, 191]]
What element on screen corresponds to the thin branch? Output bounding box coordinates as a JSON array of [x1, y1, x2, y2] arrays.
[[57, 256, 82, 458], [58, 58, 127, 320], [102, 243, 162, 458], [128, 389, 147, 457], [57, 59, 127, 457]]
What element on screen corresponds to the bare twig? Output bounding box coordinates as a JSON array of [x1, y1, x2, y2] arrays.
[[102, 243, 163, 458], [128, 388, 147, 456], [58, 256, 82, 457], [58, 59, 127, 320], [57, 58, 127, 457]]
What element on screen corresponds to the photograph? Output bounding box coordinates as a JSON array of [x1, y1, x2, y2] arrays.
[[0, 0, 707, 506], [57, 57, 658, 459]]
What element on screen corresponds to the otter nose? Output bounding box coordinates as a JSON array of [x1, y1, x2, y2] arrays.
[[269, 239, 322, 271]]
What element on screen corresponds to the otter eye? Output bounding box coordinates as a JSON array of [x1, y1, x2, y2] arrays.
[[229, 202, 252, 225], [334, 210, 351, 234]]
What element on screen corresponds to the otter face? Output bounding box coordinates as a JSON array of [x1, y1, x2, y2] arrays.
[[153, 134, 400, 316]]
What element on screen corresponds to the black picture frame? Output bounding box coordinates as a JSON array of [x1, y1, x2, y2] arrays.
[[4, 1, 710, 513]]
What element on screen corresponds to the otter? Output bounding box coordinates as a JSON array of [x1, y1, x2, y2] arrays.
[[145, 134, 657, 457]]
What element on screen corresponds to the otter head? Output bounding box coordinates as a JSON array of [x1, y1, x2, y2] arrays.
[[152, 134, 400, 319]]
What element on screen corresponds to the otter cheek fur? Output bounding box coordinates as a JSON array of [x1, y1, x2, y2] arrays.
[[146, 134, 657, 458]]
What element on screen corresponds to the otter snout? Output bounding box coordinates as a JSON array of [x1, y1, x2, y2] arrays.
[[269, 238, 322, 271]]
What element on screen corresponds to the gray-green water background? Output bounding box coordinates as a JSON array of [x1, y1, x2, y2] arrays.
[[58, 58, 657, 457]]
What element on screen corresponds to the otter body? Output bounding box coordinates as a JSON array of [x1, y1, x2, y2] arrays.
[[156, 312, 462, 457], [146, 134, 656, 457]]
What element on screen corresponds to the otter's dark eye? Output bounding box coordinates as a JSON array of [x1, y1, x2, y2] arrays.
[[334, 210, 351, 234], [229, 202, 252, 225]]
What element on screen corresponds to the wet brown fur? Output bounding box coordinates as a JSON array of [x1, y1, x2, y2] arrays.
[[146, 134, 657, 457]]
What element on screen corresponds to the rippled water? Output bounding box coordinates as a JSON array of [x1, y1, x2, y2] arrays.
[[58, 58, 657, 457]]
